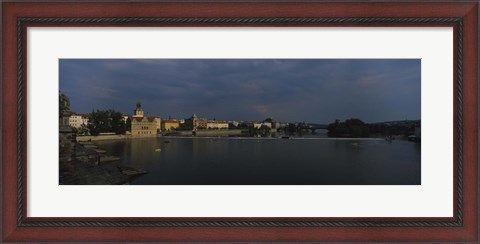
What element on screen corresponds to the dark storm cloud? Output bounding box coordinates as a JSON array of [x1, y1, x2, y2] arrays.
[[59, 59, 420, 123]]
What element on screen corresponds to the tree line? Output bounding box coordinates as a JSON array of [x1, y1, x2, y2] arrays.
[[327, 118, 419, 138], [75, 109, 129, 136], [327, 118, 369, 138]]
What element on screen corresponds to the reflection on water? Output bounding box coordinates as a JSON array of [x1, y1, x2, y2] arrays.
[[94, 136, 421, 185]]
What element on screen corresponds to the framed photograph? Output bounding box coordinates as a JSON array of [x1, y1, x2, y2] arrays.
[[2, 1, 478, 242]]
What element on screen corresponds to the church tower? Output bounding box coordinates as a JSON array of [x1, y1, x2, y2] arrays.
[[133, 101, 144, 118]]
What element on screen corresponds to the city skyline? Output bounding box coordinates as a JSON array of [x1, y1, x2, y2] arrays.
[[60, 59, 421, 124]]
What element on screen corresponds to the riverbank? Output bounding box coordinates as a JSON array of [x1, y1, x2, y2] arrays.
[[76, 131, 414, 142], [77, 134, 159, 142], [60, 129, 148, 184], [164, 129, 245, 137], [77, 130, 246, 141], [60, 156, 147, 185]]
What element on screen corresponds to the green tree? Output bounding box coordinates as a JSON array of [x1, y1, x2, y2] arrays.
[[110, 111, 126, 135], [259, 124, 271, 137], [77, 124, 90, 135], [126, 117, 132, 132], [287, 123, 297, 135], [228, 122, 238, 129], [237, 122, 250, 129], [87, 109, 126, 136], [327, 118, 369, 138]]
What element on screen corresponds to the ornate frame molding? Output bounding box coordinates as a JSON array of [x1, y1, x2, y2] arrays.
[[16, 16, 464, 228]]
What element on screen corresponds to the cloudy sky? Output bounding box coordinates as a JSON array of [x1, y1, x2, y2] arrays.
[[59, 59, 420, 124]]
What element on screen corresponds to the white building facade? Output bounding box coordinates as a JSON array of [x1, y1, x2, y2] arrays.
[[207, 121, 229, 130], [68, 114, 89, 128]]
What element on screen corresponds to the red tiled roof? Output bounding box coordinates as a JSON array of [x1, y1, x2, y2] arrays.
[[146, 116, 160, 122], [132, 117, 157, 123], [133, 117, 144, 122], [146, 117, 155, 122]]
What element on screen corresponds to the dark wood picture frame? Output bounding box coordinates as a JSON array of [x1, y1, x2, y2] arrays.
[[2, 1, 478, 242]]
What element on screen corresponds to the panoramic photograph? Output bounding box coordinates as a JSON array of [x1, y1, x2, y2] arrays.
[[59, 59, 421, 185]]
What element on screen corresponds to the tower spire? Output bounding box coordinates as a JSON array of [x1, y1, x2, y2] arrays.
[[133, 101, 144, 118]]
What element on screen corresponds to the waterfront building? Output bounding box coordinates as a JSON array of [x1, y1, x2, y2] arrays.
[[184, 114, 208, 130], [161, 119, 180, 131], [131, 117, 157, 136], [130, 102, 157, 136], [68, 113, 89, 128], [153, 117, 161, 132], [207, 120, 229, 130], [253, 121, 272, 129]]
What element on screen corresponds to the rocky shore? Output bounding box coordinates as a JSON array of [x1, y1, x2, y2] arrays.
[[60, 128, 147, 185]]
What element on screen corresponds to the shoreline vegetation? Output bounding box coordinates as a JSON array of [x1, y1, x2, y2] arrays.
[[75, 118, 420, 142]]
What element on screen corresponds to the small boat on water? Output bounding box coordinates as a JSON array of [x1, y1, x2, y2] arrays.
[[408, 135, 420, 142], [281, 136, 290, 139], [154, 148, 161, 152]]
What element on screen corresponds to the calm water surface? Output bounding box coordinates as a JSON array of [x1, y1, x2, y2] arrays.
[[94, 135, 421, 185]]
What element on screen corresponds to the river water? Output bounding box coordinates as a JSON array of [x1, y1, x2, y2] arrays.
[[94, 134, 421, 185]]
